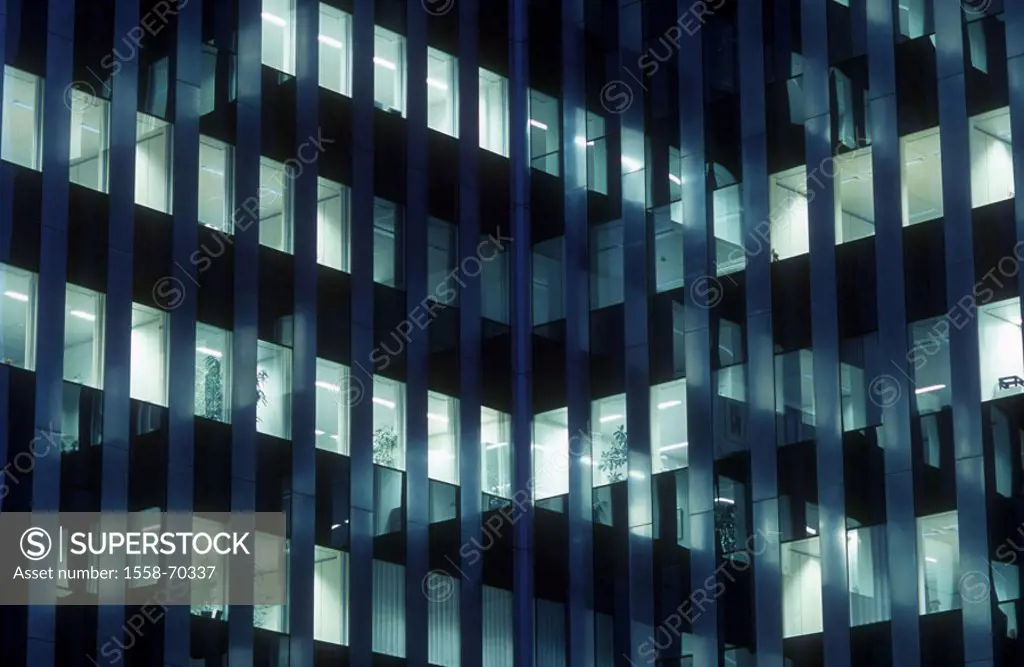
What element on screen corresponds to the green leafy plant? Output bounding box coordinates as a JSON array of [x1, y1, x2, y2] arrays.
[[255, 369, 269, 422], [372, 425, 399, 467], [598, 425, 629, 482], [196, 354, 224, 419]]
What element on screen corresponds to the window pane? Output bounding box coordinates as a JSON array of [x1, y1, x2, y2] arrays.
[[428, 392, 459, 485], [427, 48, 458, 137], [69, 91, 110, 193], [586, 112, 608, 194], [902, 127, 943, 226], [529, 90, 560, 176], [373, 376, 405, 470], [374, 198, 403, 288], [533, 407, 568, 500], [653, 203, 685, 292], [769, 165, 809, 260], [374, 26, 406, 115], [313, 545, 346, 644], [848, 525, 891, 626], [714, 184, 745, 275], [917, 511, 961, 614], [135, 113, 173, 213], [479, 68, 508, 156], [533, 237, 564, 325], [0, 264, 37, 370], [195, 323, 232, 423], [775, 349, 815, 444], [317, 177, 350, 272], [427, 217, 457, 305], [482, 406, 512, 499], [970, 107, 1013, 208], [199, 136, 233, 232], [315, 357, 349, 454], [318, 4, 352, 96], [481, 238, 510, 324], [909, 317, 952, 414], [979, 298, 1024, 401], [257, 340, 292, 439], [2, 66, 43, 170], [260, 157, 293, 253], [591, 394, 627, 486], [590, 220, 624, 309], [652, 379, 688, 474], [782, 537, 823, 637], [130, 303, 168, 406], [835, 146, 875, 244], [261, 0, 296, 75], [64, 284, 105, 389]]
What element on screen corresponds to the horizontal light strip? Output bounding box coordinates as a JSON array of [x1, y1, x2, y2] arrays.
[[3, 291, 29, 302], [315, 380, 340, 392], [318, 34, 343, 49], [714, 497, 735, 505], [426, 78, 449, 91], [659, 442, 688, 452], [598, 414, 622, 423], [426, 413, 449, 424], [261, 12, 287, 26], [373, 56, 396, 71], [529, 119, 548, 130], [372, 397, 396, 409], [70, 310, 96, 322], [915, 384, 946, 395], [196, 346, 222, 358], [657, 400, 682, 410]]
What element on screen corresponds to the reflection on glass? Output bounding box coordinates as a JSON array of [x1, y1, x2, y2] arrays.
[[374, 26, 406, 115], [479, 68, 508, 156], [261, 0, 296, 74], [533, 408, 568, 500], [590, 220, 624, 309], [909, 317, 952, 415], [970, 107, 1013, 208], [257, 340, 292, 439], [652, 379, 688, 474], [259, 157, 292, 253], [917, 511, 961, 614], [69, 91, 111, 193], [318, 177, 350, 272], [529, 90, 560, 176], [482, 406, 512, 500], [318, 4, 352, 96], [315, 357, 350, 454], [135, 113, 173, 213], [781, 537, 823, 637], [198, 136, 233, 232], [130, 303, 168, 406], [428, 392, 459, 484], [848, 525, 891, 626], [427, 48, 458, 137], [901, 127, 943, 226], [374, 198, 403, 288]]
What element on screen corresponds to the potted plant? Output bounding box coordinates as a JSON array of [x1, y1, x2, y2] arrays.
[[598, 425, 629, 483], [255, 369, 269, 422], [372, 425, 399, 467]]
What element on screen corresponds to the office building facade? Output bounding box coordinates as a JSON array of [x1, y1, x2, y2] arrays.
[[0, 0, 1022, 665]]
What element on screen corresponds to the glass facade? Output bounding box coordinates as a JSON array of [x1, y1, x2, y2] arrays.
[[2, 1, 1023, 665]]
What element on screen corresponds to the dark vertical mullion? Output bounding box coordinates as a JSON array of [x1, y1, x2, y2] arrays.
[[618, 2, 653, 665], [562, 0, 594, 664], [738, 0, 783, 662], [1009, 0, 1024, 416], [678, 0, 717, 662], [404, 4, 429, 666], [165, 0, 202, 662], [228, 0, 262, 658], [457, 1, 484, 664], [27, 0, 74, 663], [509, 0, 534, 664], [348, 2, 375, 665], [289, 0, 319, 661], [800, 0, 851, 663], [866, 1, 919, 665], [934, 3, 992, 663], [95, 0, 139, 646]]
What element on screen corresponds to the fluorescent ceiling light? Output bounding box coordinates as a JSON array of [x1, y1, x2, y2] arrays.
[[81, 125, 100, 134], [580, 456, 592, 465], [318, 34, 343, 49], [330, 434, 340, 440], [200, 165, 224, 176], [372, 397, 396, 409], [574, 136, 595, 147], [70, 310, 96, 322], [261, 12, 287, 26], [331, 521, 349, 529], [657, 400, 682, 410], [315, 380, 340, 392], [628, 470, 646, 480], [426, 78, 449, 91], [926, 557, 937, 563], [12, 101, 33, 111], [622, 156, 643, 171], [314, 429, 325, 436], [529, 119, 548, 130], [485, 442, 508, 450], [4, 291, 29, 302], [915, 384, 946, 395], [714, 497, 735, 505], [668, 174, 682, 185], [373, 56, 396, 71], [599, 414, 623, 423], [806, 527, 817, 535], [532, 443, 546, 451], [427, 413, 449, 424], [196, 346, 222, 358], [659, 442, 688, 452]]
